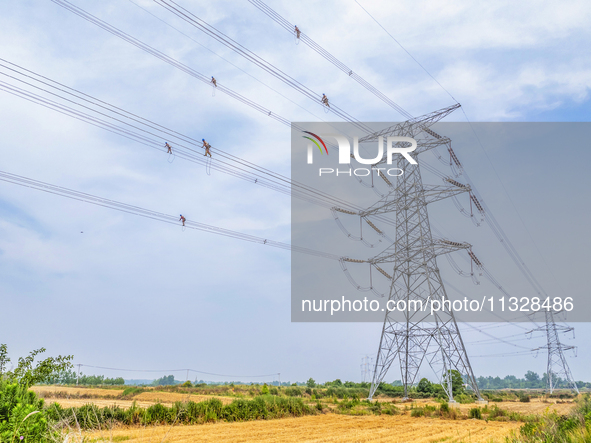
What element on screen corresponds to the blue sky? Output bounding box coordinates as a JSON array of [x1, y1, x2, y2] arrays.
[[0, 0, 590, 385]]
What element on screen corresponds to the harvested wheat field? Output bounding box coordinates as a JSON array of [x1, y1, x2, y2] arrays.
[[132, 391, 234, 405], [408, 398, 575, 415], [87, 414, 520, 443], [31, 386, 236, 408], [44, 394, 234, 409], [45, 398, 170, 409], [31, 386, 125, 398]]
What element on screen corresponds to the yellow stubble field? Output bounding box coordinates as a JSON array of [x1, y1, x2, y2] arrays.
[[85, 414, 521, 443]]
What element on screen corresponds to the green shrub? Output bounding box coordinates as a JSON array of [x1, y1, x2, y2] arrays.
[[367, 401, 382, 415], [48, 395, 312, 430], [410, 407, 424, 417], [0, 344, 72, 442], [285, 387, 302, 397], [121, 387, 145, 398], [382, 404, 399, 415], [469, 407, 482, 419], [488, 404, 507, 419]]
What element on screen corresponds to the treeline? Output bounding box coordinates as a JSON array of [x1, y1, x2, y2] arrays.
[[476, 371, 591, 390], [41, 370, 591, 391], [44, 370, 124, 386]]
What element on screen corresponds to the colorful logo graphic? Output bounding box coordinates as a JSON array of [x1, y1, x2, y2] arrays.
[[302, 131, 328, 155]]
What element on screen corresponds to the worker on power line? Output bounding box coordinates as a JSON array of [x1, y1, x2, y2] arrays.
[[165, 142, 172, 154], [211, 76, 217, 87], [295, 25, 301, 39], [202, 139, 212, 157], [179, 214, 186, 226], [321, 93, 330, 108]]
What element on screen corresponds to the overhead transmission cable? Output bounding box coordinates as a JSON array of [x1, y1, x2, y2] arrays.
[[0, 170, 340, 261], [247, 0, 415, 119], [0, 60, 405, 233], [150, 0, 373, 133], [79, 364, 278, 378], [125, 0, 333, 126], [353, 0, 459, 104], [49, 0, 293, 128]]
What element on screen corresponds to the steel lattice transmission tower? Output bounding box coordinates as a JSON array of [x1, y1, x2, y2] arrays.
[[532, 311, 579, 394], [350, 106, 485, 402]]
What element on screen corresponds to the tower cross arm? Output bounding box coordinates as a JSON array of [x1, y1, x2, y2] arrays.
[[358, 103, 461, 143], [359, 183, 471, 217], [369, 239, 471, 264]]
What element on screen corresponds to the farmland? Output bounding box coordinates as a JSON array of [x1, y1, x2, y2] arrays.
[[84, 414, 521, 443], [32, 385, 580, 442]]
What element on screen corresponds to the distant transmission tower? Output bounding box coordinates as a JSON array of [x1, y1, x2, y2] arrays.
[[360, 356, 373, 383], [338, 105, 484, 402], [532, 311, 579, 394]]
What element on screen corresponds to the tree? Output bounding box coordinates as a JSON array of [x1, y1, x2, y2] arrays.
[[442, 370, 464, 396], [153, 375, 176, 386], [525, 371, 540, 382], [1, 344, 73, 389], [416, 378, 433, 394], [0, 344, 73, 442], [306, 378, 316, 388]]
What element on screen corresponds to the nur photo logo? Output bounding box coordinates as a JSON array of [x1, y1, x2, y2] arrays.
[[303, 132, 418, 177]]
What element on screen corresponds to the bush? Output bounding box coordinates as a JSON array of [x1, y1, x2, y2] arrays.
[[0, 344, 72, 442], [488, 404, 507, 419], [48, 395, 313, 430], [367, 401, 382, 415], [285, 387, 302, 397], [519, 394, 531, 403], [121, 387, 145, 398], [410, 407, 424, 417], [469, 407, 482, 419], [382, 403, 399, 415]]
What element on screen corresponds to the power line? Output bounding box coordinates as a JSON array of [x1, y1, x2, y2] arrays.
[[79, 364, 278, 378], [353, 0, 459, 104], [49, 0, 292, 128], [0, 60, 411, 235], [0, 170, 341, 261], [151, 0, 373, 133], [125, 0, 333, 126], [247, 0, 415, 119], [0, 66, 359, 212]]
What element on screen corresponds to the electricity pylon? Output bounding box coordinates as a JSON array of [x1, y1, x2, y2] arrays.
[[531, 311, 579, 394], [337, 107, 576, 401], [344, 111, 485, 402]]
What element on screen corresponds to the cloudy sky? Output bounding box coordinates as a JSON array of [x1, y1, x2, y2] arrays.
[[0, 0, 590, 385]]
